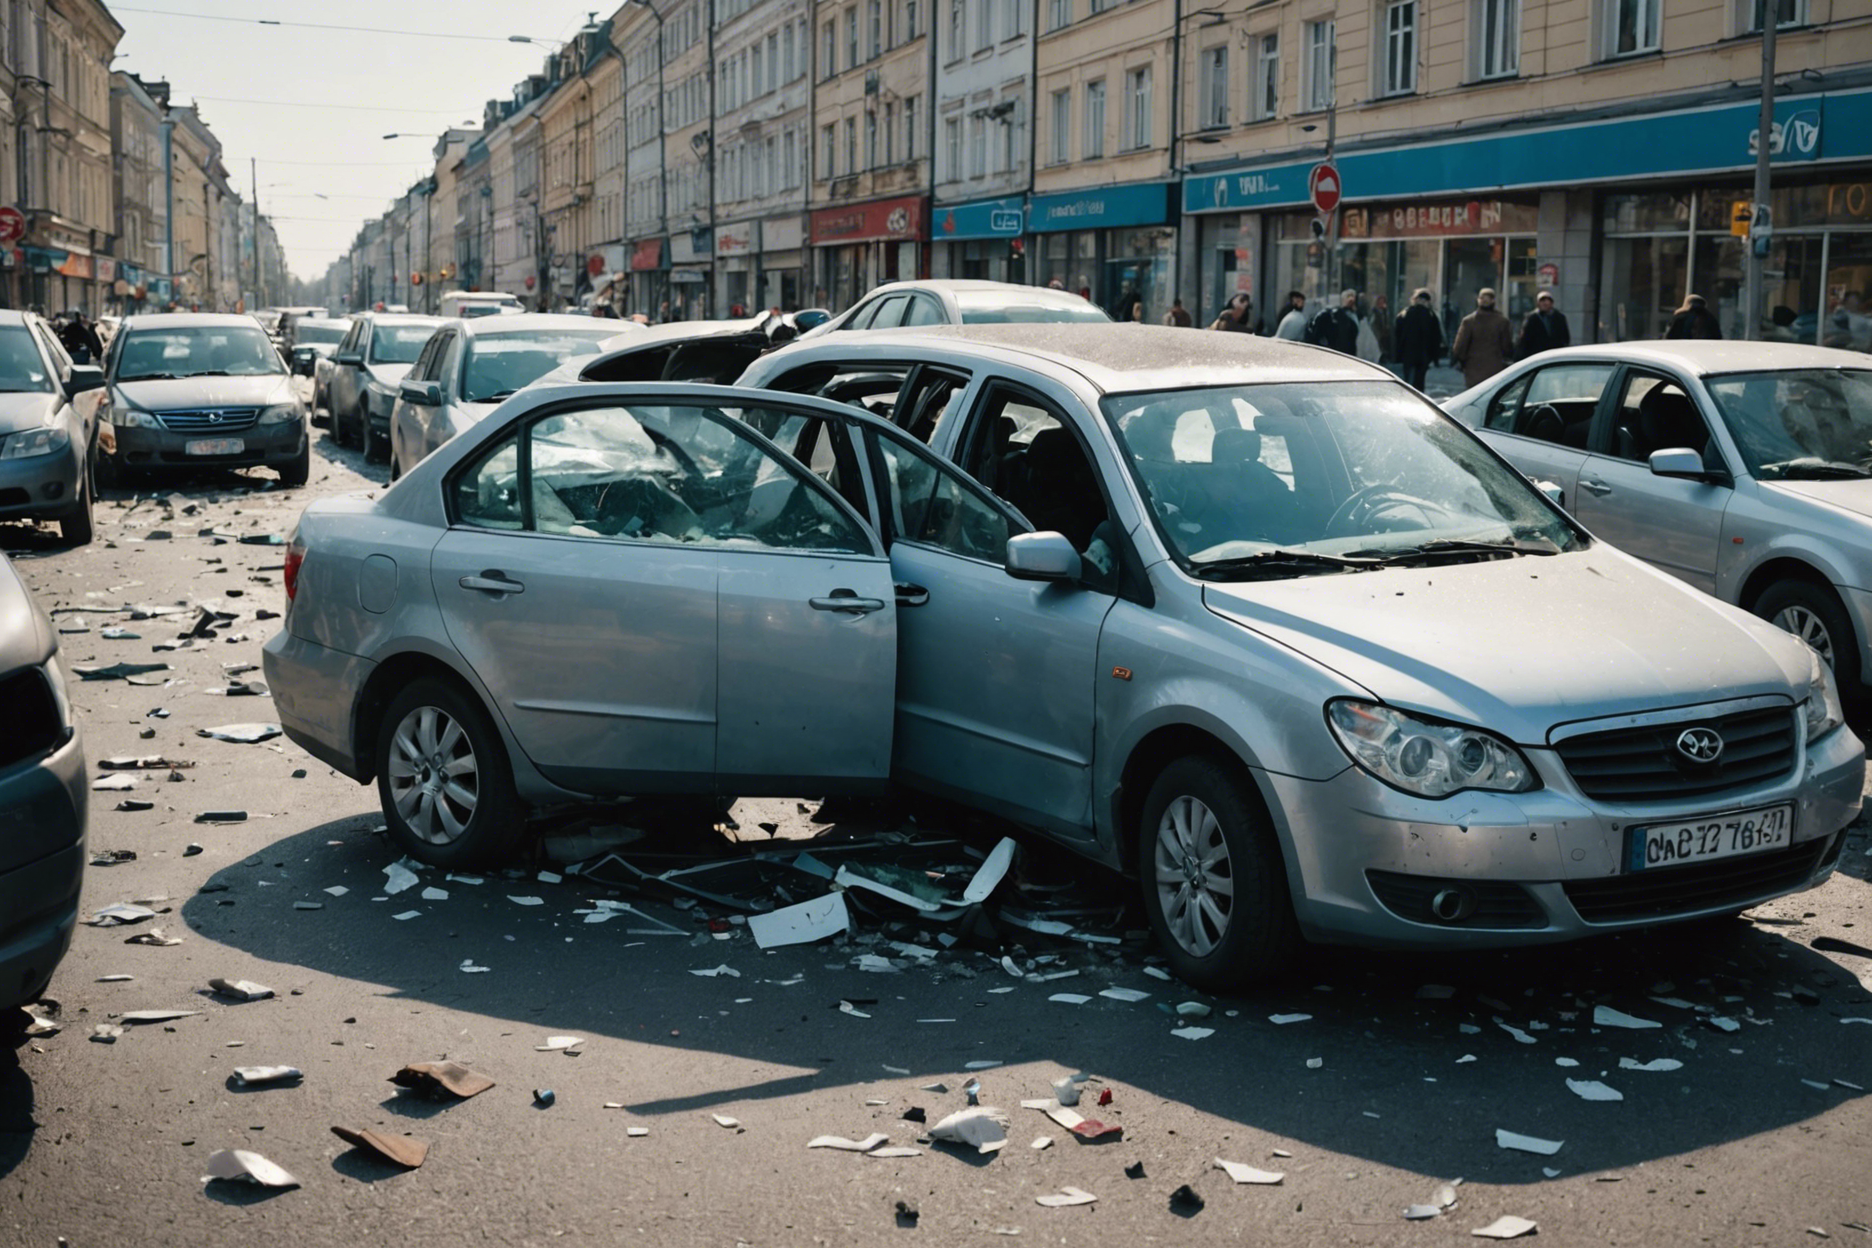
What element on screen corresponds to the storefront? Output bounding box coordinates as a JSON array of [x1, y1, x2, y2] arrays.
[[669, 229, 713, 319], [1185, 85, 1872, 349], [809, 194, 927, 312], [761, 215, 804, 312], [1029, 182, 1177, 322], [716, 221, 757, 316], [629, 237, 666, 320], [931, 195, 1025, 284]]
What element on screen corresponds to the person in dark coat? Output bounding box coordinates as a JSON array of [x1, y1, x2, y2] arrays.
[[1393, 288, 1444, 391], [1305, 289, 1362, 355], [1665, 293, 1723, 340], [1516, 289, 1570, 357], [58, 311, 103, 364], [1450, 287, 1515, 388]]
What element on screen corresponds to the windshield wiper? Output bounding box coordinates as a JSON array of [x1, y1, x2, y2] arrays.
[[117, 372, 177, 381], [472, 390, 518, 403], [1346, 537, 1563, 565], [1189, 550, 1383, 581], [1757, 457, 1872, 480]]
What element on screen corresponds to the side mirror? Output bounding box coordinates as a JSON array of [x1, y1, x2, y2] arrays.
[[1650, 447, 1718, 482], [1005, 531, 1082, 583], [65, 364, 104, 395], [1532, 478, 1565, 509], [334, 350, 363, 366], [399, 378, 442, 406]]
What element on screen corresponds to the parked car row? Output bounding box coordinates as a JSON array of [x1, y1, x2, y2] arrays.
[[264, 314, 1865, 988]]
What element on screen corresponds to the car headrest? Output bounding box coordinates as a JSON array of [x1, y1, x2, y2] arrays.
[[1210, 427, 1264, 465], [1639, 386, 1703, 449]]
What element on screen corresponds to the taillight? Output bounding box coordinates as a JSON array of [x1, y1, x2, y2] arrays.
[[283, 530, 305, 601]]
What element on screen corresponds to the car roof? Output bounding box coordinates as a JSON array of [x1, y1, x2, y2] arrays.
[[0, 309, 33, 327], [457, 312, 628, 338], [122, 313, 274, 330], [775, 323, 1398, 393], [1513, 340, 1871, 375], [357, 312, 446, 326], [868, 279, 1073, 296]]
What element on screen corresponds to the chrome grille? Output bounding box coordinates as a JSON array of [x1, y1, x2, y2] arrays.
[[1554, 707, 1797, 803], [157, 407, 261, 433]]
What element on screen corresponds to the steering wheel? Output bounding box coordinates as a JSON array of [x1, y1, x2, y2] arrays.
[[1325, 484, 1434, 537]]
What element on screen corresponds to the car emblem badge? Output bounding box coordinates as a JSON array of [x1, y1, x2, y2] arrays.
[[206, 411, 223, 424], [1675, 727, 1723, 764]]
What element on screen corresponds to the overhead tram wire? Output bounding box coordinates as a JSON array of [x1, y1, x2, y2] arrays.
[[110, 7, 562, 43]]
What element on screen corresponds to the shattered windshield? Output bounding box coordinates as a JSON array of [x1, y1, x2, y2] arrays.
[[1103, 381, 1579, 580], [1704, 368, 1872, 480], [460, 330, 615, 402]]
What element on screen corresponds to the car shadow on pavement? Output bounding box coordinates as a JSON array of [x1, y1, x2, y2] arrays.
[[178, 811, 1872, 1188], [0, 1042, 36, 1182]]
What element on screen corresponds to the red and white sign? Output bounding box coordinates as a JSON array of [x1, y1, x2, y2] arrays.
[[1309, 163, 1341, 216], [0, 207, 26, 245], [587, 253, 606, 276]]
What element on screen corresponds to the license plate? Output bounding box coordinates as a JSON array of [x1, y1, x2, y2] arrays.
[[1627, 805, 1792, 872], [184, 437, 244, 456]]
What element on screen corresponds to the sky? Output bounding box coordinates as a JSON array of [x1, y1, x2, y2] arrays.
[[112, 2, 615, 281]]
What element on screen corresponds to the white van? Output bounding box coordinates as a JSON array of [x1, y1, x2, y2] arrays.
[[437, 290, 523, 319]]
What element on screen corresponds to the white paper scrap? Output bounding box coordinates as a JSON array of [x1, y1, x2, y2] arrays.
[[1035, 1187, 1097, 1208], [1099, 987, 1150, 1003], [323, 886, 348, 897], [392, 910, 421, 921], [1565, 1079, 1624, 1102], [690, 965, 741, 978], [1269, 1013, 1312, 1025], [964, 1060, 1003, 1070], [1495, 1129, 1563, 1155], [962, 837, 1017, 903], [1593, 1005, 1662, 1030], [1049, 993, 1092, 1005], [203, 1148, 300, 1189], [1618, 1057, 1683, 1072], [1705, 1016, 1742, 1032], [808, 1132, 889, 1151], [1456, 1054, 1477, 1064], [929, 1106, 1009, 1154], [1555, 1058, 1580, 1068], [712, 1114, 742, 1129], [382, 863, 419, 895], [1172, 1026, 1215, 1041], [867, 1147, 923, 1158], [1472, 1215, 1539, 1239], [447, 874, 484, 885], [535, 1035, 583, 1051], [1497, 1022, 1537, 1044], [746, 892, 849, 949], [421, 887, 449, 901], [1032, 1136, 1054, 1150], [1215, 1158, 1285, 1184], [507, 895, 544, 906]]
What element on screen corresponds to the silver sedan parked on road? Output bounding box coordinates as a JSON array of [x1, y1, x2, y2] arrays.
[[265, 327, 1863, 988], [1443, 342, 1872, 695], [801, 279, 1111, 337]]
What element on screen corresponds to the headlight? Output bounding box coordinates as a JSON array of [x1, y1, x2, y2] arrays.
[[257, 403, 302, 425], [1326, 699, 1538, 798], [107, 403, 160, 428], [0, 424, 70, 459], [1804, 649, 1845, 743]]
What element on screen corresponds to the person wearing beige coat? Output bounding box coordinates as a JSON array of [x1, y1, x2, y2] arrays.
[[1450, 288, 1516, 389]]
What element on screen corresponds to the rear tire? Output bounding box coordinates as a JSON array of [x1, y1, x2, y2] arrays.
[[363, 413, 387, 463], [1754, 579, 1861, 695], [1136, 756, 1300, 990], [375, 677, 526, 869]]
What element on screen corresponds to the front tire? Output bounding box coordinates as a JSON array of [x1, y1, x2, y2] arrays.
[[278, 435, 310, 488], [375, 677, 525, 868], [58, 464, 94, 545], [363, 412, 387, 463], [1754, 579, 1861, 694], [1137, 756, 1299, 990]]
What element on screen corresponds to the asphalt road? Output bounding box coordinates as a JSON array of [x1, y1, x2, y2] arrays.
[[4, 426, 1872, 1247]]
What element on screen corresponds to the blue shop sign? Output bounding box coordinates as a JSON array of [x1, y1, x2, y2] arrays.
[[1030, 182, 1175, 233], [934, 195, 1025, 240], [1184, 88, 1872, 215]]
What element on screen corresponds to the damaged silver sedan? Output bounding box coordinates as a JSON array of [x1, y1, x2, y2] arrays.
[[264, 327, 1865, 987]]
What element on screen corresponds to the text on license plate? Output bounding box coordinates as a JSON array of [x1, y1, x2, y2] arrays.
[[185, 437, 244, 456], [1628, 805, 1792, 872]]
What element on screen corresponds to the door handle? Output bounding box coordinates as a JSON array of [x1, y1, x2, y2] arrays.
[[1580, 478, 1613, 496], [811, 588, 888, 615], [459, 571, 525, 595], [894, 581, 930, 607]]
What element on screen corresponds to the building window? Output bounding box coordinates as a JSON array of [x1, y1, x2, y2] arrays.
[[969, 115, 987, 177], [767, 32, 780, 90], [946, 116, 963, 178], [1381, 0, 1416, 95], [1049, 88, 1070, 163], [866, 111, 878, 168], [975, 0, 992, 49], [948, 0, 963, 57], [783, 23, 796, 79], [845, 116, 858, 172], [822, 122, 836, 178], [869, 0, 883, 56], [1084, 78, 1105, 158], [1745, 0, 1805, 30], [1604, 0, 1660, 55], [750, 45, 763, 97], [1003, 0, 1022, 39], [905, 95, 919, 160], [823, 20, 836, 76], [1124, 66, 1151, 150], [1088, 0, 1105, 13], [905, 0, 919, 38], [884, 102, 896, 162], [1254, 32, 1280, 118], [847, 7, 860, 67], [784, 129, 797, 187], [1047, 0, 1070, 29], [1201, 45, 1228, 128], [1304, 19, 1335, 111], [1473, 0, 1519, 78]]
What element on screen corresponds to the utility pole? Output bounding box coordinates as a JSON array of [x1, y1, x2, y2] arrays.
[[1743, 7, 1777, 342], [161, 105, 175, 308]]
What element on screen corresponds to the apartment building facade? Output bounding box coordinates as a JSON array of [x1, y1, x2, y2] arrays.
[[1177, 0, 1871, 343], [930, 0, 1032, 282], [808, 0, 931, 308], [712, 0, 813, 312]]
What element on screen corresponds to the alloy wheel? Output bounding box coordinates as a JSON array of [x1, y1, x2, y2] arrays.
[[1152, 794, 1236, 958], [386, 704, 480, 844], [1773, 604, 1834, 669]]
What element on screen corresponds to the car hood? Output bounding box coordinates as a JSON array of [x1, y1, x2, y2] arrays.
[[1201, 546, 1808, 744], [1761, 477, 1872, 521], [0, 390, 62, 435], [117, 375, 293, 410], [365, 363, 413, 388]]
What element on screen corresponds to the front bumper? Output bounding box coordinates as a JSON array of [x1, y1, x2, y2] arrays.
[[107, 418, 305, 472], [0, 723, 85, 1007], [1267, 718, 1864, 950], [0, 438, 83, 522], [263, 627, 374, 780]]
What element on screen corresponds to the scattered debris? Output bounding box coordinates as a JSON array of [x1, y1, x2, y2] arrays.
[[533, 1089, 556, 1107], [1100, 987, 1150, 1003], [535, 1036, 583, 1051], [929, 1106, 1009, 1154], [382, 862, 420, 895], [894, 1200, 919, 1228], [121, 1009, 199, 1024], [291, 902, 322, 912], [21, 1004, 59, 1036], [232, 1066, 303, 1086], [1168, 1185, 1205, 1215], [331, 1126, 428, 1169], [508, 896, 544, 907], [1171, 1027, 1214, 1041], [196, 723, 282, 744], [202, 1149, 299, 1190], [1471, 1215, 1538, 1239], [126, 928, 183, 946], [194, 811, 247, 824], [1618, 1057, 1683, 1072], [1593, 1005, 1662, 1030], [1268, 1013, 1312, 1025], [74, 661, 170, 682], [712, 1114, 742, 1130], [1035, 1187, 1098, 1208], [87, 904, 157, 926], [1495, 1129, 1563, 1156], [391, 1061, 496, 1100], [1565, 1079, 1624, 1102], [89, 849, 138, 866], [91, 1024, 125, 1042], [808, 1133, 890, 1152], [1214, 1158, 1285, 1185], [209, 979, 274, 1002], [690, 965, 740, 978]]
